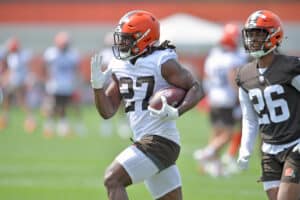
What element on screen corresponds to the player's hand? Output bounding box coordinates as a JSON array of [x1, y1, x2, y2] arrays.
[[148, 96, 179, 120], [237, 156, 249, 170], [292, 143, 300, 154], [90, 53, 112, 89]]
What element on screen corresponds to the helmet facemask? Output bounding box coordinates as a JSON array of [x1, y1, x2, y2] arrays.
[[243, 28, 273, 58], [112, 30, 136, 60], [112, 25, 153, 60]]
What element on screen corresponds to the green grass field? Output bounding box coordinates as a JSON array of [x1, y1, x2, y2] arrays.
[[0, 106, 266, 200]]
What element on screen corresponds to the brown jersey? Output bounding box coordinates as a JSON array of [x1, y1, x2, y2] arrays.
[[236, 54, 300, 145]]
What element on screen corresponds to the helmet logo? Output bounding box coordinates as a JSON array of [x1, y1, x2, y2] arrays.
[[136, 29, 151, 43], [248, 11, 266, 26], [251, 11, 266, 20], [260, 14, 266, 19]]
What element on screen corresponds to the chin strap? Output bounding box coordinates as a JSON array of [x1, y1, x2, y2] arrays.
[[250, 46, 277, 58]]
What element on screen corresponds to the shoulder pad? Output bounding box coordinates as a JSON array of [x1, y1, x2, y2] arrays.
[[236, 61, 257, 91]]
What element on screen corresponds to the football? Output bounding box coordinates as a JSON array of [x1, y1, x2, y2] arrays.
[[148, 87, 186, 110]]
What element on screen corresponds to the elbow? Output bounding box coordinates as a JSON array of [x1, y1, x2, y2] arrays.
[[97, 109, 114, 120], [95, 105, 114, 119], [99, 112, 111, 119], [102, 115, 111, 120], [194, 81, 205, 100]]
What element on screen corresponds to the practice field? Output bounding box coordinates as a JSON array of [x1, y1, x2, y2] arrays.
[[0, 106, 265, 200]]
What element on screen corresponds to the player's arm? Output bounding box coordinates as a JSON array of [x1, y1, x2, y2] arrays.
[[0, 53, 8, 73], [0, 56, 9, 86], [93, 75, 121, 119], [290, 58, 300, 92], [91, 53, 121, 119], [237, 87, 259, 169], [42, 50, 52, 82], [291, 75, 300, 92], [161, 59, 204, 116]]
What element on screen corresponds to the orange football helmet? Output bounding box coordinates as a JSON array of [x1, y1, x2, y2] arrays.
[[112, 10, 160, 60], [220, 23, 240, 51], [242, 10, 283, 58], [6, 37, 20, 53]]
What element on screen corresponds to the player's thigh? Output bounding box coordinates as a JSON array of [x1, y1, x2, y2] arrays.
[[277, 182, 300, 200], [56, 95, 71, 109], [104, 159, 132, 187], [157, 187, 182, 200], [115, 145, 159, 184], [278, 148, 300, 200], [15, 86, 26, 103], [266, 187, 279, 200], [210, 107, 235, 129], [145, 165, 182, 200], [261, 153, 283, 184]]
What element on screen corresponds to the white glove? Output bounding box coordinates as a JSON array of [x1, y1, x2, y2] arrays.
[[90, 53, 112, 89], [237, 156, 249, 170], [292, 143, 300, 154], [148, 96, 179, 120]]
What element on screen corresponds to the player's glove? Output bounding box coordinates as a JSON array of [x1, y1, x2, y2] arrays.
[[292, 143, 300, 154], [90, 53, 112, 89], [148, 96, 179, 120], [237, 156, 249, 170]]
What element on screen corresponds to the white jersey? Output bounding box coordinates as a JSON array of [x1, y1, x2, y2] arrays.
[[109, 49, 180, 144], [44, 46, 79, 95], [5, 50, 31, 88], [204, 47, 247, 108]]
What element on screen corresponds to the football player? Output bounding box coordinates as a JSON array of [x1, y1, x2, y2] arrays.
[[193, 23, 248, 177], [90, 10, 203, 200], [43, 31, 82, 137], [0, 37, 36, 132], [236, 10, 300, 200]]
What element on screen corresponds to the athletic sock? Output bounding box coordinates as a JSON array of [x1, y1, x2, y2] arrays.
[[228, 131, 242, 157]]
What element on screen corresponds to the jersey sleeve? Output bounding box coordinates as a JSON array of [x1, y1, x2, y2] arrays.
[[157, 49, 178, 66], [291, 57, 300, 91], [291, 75, 300, 91], [43, 47, 55, 63], [0, 48, 6, 60], [154, 49, 178, 79], [238, 88, 259, 159]]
